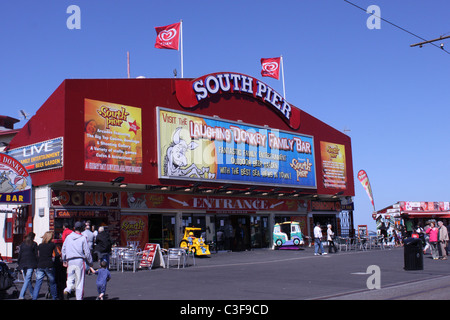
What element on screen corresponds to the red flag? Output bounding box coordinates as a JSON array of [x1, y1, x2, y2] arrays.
[[261, 57, 281, 80], [155, 22, 181, 50]]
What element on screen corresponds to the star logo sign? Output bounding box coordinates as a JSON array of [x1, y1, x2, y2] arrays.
[[128, 120, 140, 134]]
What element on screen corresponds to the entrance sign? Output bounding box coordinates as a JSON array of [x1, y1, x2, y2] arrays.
[[175, 72, 301, 130], [121, 192, 309, 213], [140, 243, 165, 269], [157, 108, 316, 189], [0, 153, 32, 204]]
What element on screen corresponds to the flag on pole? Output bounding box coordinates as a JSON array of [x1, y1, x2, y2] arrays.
[[260, 57, 281, 79], [357, 170, 375, 210], [155, 22, 181, 50]]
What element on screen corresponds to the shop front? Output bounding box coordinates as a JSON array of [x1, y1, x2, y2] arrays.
[[2, 72, 355, 260], [120, 191, 309, 252], [375, 201, 450, 235]]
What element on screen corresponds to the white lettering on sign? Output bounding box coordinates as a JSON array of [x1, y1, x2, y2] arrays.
[[193, 73, 292, 120], [22, 141, 54, 157], [192, 197, 268, 210]]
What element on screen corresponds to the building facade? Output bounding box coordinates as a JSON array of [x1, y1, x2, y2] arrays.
[[1, 73, 355, 260]]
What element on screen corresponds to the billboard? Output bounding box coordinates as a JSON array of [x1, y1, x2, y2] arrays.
[[157, 108, 316, 188], [84, 99, 142, 174], [7, 137, 63, 173], [320, 141, 347, 189]]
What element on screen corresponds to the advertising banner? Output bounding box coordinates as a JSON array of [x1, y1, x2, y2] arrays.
[[120, 215, 148, 250], [357, 169, 375, 210], [84, 99, 142, 174], [157, 108, 316, 189], [399, 201, 450, 212], [320, 141, 347, 189], [7, 137, 63, 173], [0, 153, 32, 204]]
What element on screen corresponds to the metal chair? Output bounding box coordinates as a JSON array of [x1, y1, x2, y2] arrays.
[[109, 248, 122, 272], [185, 248, 195, 267], [166, 248, 186, 269], [336, 237, 349, 251], [120, 249, 139, 272]]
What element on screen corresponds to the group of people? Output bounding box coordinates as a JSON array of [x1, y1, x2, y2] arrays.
[[17, 220, 112, 300], [313, 223, 338, 255], [417, 220, 449, 260]]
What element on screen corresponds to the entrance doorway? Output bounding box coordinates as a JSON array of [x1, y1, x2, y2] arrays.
[[148, 214, 175, 249]]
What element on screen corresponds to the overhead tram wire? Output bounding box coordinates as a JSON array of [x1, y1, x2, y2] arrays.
[[343, 0, 450, 55]]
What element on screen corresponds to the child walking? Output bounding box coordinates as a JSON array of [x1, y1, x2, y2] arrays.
[[90, 260, 111, 300]]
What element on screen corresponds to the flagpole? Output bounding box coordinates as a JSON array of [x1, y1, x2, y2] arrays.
[[180, 19, 184, 78], [280, 55, 286, 99], [127, 51, 130, 78]]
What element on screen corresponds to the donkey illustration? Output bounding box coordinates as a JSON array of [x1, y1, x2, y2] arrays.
[[163, 127, 215, 179], [0, 171, 14, 193]]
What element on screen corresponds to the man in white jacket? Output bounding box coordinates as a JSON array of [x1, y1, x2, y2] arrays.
[[313, 223, 327, 256], [62, 221, 93, 300]]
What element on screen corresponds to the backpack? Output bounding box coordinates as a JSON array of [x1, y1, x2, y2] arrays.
[[0, 262, 13, 291]]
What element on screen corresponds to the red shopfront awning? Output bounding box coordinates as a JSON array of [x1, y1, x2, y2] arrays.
[[401, 211, 450, 218]]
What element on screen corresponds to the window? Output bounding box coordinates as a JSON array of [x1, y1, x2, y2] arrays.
[[5, 218, 13, 242]]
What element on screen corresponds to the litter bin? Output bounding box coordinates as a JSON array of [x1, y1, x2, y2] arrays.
[[403, 238, 423, 270]]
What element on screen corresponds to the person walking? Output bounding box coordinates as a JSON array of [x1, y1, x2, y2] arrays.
[[313, 223, 327, 256], [423, 222, 431, 254], [327, 224, 338, 253], [17, 232, 38, 299], [90, 260, 111, 300], [438, 221, 448, 260], [82, 222, 95, 258], [94, 226, 112, 267], [61, 221, 93, 300], [32, 231, 59, 300], [426, 221, 439, 260]]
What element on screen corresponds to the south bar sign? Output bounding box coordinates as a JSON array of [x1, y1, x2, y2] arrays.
[[0, 153, 32, 204]]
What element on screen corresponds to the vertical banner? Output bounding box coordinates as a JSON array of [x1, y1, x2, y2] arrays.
[[84, 99, 142, 174], [120, 215, 148, 250], [320, 142, 347, 189], [357, 169, 375, 210]]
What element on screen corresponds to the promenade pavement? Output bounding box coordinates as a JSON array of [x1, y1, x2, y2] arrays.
[[5, 244, 450, 302], [85, 245, 450, 300]]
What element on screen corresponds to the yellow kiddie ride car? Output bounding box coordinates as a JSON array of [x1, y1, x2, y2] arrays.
[[179, 227, 211, 256]]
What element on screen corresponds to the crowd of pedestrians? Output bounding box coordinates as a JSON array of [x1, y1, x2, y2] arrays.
[[16, 220, 112, 300]]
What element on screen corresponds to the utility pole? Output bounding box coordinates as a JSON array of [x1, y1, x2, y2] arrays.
[[410, 35, 450, 48]]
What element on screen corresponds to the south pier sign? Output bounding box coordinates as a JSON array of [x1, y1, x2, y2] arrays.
[[175, 72, 301, 130]]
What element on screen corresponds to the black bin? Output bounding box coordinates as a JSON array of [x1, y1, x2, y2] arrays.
[[403, 238, 423, 270]]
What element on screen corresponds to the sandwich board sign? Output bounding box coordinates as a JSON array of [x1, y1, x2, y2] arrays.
[[140, 243, 165, 269]]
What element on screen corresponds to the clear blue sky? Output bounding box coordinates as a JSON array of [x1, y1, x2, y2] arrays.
[[1, 1, 450, 230]]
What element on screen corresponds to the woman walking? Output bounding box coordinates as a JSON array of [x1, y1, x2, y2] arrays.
[[32, 231, 59, 300], [17, 232, 38, 299], [426, 221, 439, 260], [327, 224, 338, 253]]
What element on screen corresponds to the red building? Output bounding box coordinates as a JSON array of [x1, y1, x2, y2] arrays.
[[2, 72, 354, 258]]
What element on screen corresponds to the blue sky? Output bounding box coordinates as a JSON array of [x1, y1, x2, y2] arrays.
[[1, 1, 450, 230]]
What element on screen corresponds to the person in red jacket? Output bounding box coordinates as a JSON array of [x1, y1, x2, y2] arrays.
[[426, 221, 439, 260], [62, 222, 73, 243]]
